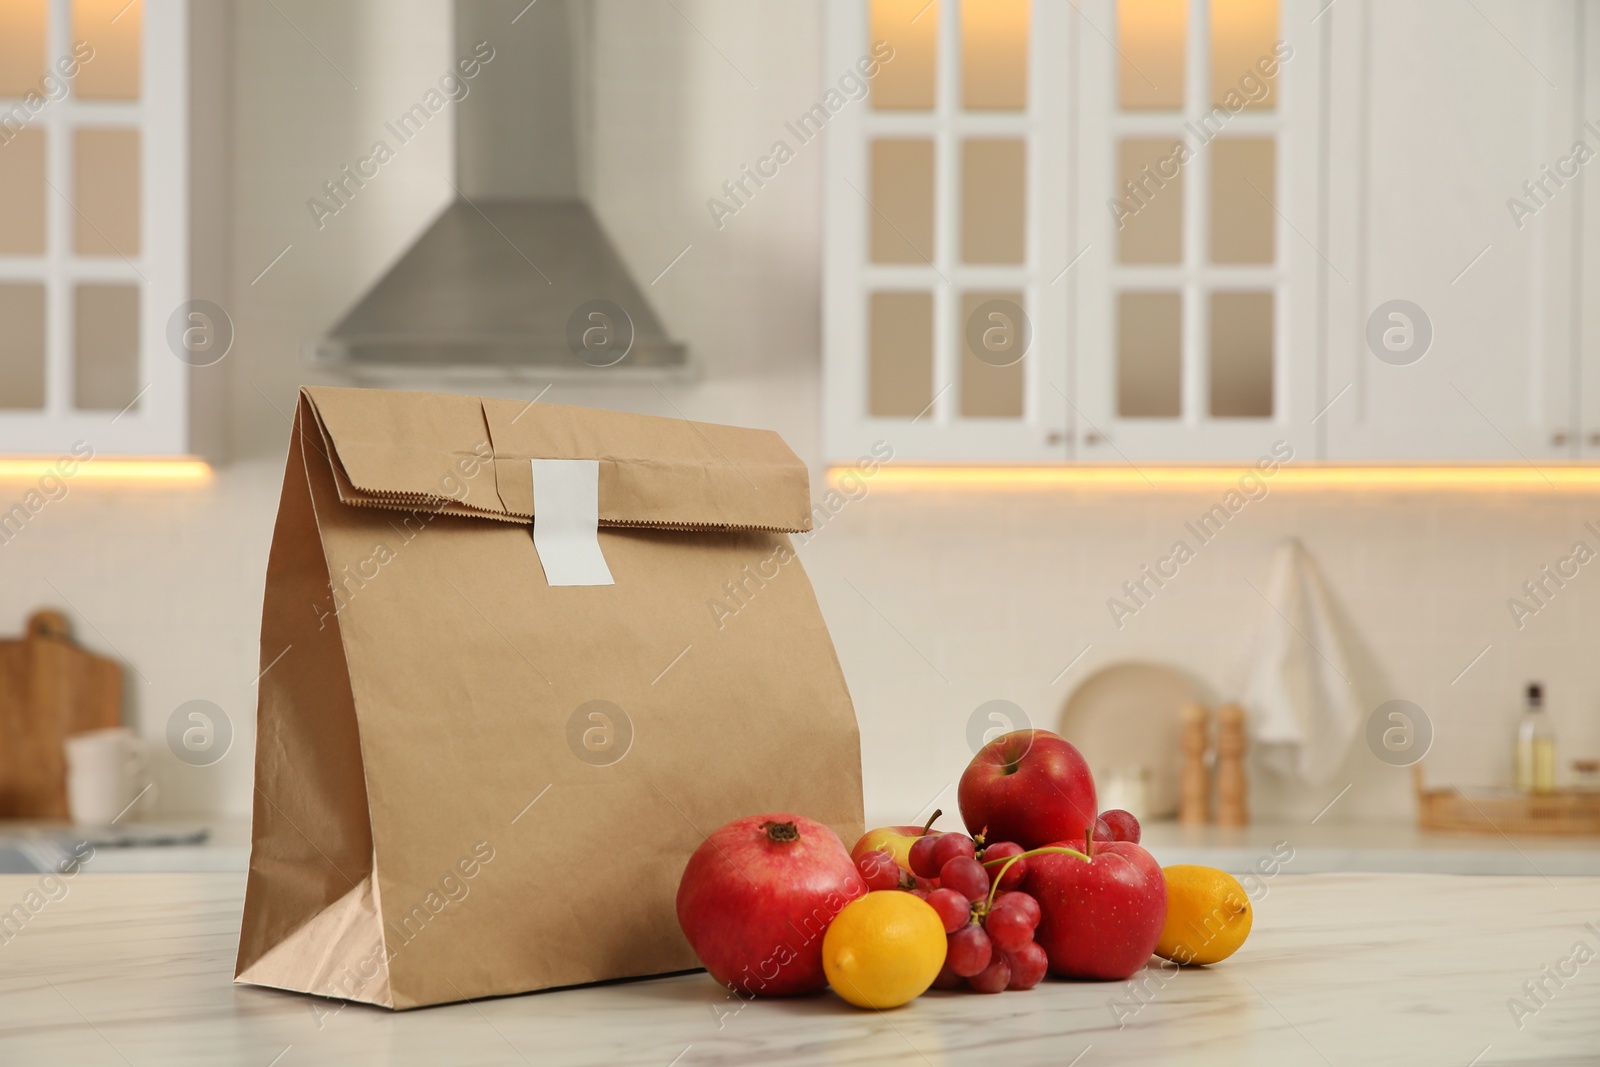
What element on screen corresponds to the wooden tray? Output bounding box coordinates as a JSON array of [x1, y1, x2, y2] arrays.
[[0, 610, 123, 818], [1414, 764, 1600, 836]]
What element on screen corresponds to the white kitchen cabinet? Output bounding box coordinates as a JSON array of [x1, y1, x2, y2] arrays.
[[1322, 0, 1583, 462], [823, 0, 1594, 466], [0, 0, 226, 458], [1073, 0, 1324, 464], [823, 0, 1073, 464], [1584, 5, 1600, 461]]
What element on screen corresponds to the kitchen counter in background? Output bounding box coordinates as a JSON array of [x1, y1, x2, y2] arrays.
[[1, 873, 1595, 1065], [2, 819, 1597, 875], [0, 820, 250, 874], [1139, 820, 1600, 877]]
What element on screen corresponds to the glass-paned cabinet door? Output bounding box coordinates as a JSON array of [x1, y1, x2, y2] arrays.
[[824, 0, 1070, 463], [1076, 0, 1321, 461], [0, 0, 189, 455]]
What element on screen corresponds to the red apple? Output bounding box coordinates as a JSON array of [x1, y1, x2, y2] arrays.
[[958, 730, 1097, 849], [1026, 839, 1167, 981], [677, 814, 866, 996]]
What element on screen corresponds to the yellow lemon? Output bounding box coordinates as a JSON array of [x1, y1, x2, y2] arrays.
[[822, 891, 947, 1009], [1156, 865, 1253, 966]]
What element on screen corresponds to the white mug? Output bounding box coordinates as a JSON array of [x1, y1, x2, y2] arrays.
[[1100, 765, 1152, 822], [64, 727, 157, 826]]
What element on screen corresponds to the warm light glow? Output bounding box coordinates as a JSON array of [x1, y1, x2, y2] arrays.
[[962, 0, 1030, 110], [834, 466, 1600, 492], [871, 0, 939, 110], [73, 0, 142, 100], [1118, 0, 1187, 110], [0, 0, 48, 97], [0, 457, 211, 483], [1212, 0, 1280, 109]]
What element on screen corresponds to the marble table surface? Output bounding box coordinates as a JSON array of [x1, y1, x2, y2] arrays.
[[1, 873, 1597, 1066]]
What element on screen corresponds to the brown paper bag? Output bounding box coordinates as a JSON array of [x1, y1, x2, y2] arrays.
[[235, 386, 864, 1009]]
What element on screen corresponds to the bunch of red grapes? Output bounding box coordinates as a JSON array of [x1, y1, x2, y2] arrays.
[[855, 833, 1046, 993]]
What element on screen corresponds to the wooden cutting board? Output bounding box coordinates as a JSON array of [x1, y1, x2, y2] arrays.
[[0, 610, 123, 818]]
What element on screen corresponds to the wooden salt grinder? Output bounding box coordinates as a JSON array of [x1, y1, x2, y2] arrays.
[[1215, 702, 1249, 826], [1179, 702, 1211, 825]]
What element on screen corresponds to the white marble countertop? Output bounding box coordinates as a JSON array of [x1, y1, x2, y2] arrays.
[[2, 873, 1597, 1065]]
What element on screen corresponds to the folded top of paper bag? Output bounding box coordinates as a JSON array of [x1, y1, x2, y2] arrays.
[[301, 386, 812, 532]]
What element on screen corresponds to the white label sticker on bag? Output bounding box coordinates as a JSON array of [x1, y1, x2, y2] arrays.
[[530, 459, 614, 587]]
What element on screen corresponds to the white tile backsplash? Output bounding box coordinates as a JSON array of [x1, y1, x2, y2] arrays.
[[796, 482, 1600, 827]]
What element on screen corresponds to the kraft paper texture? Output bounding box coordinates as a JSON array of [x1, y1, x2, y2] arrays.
[[235, 386, 864, 1009]]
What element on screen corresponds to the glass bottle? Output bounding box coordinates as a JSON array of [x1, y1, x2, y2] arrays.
[[1514, 683, 1557, 795]]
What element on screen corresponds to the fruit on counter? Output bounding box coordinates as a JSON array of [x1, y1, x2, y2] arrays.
[[851, 810, 945, 873], [945, 923, 993, 977], [919, 837, 1051, 993], [1026, 836, 1167, 981], [959, 729, 1098, 850], [939, 856, 990, 901], [821, 891, 948, 1009], [993, 890, 1040, 928], [982, 899, 1034, 953], [907, 819, 975, 880], [676, 814, 867, 997], [1155, 865, 1253, 966], [1092, 809, 1142, 844], [929, 832, 976, 870], [908, 833, 944, 879], [968, 954, 1011, 994], [851, 826, 924, 870], [678, 721, 1257, 1008], [980, 841, 1028, 891], [925, 887, 971, 933], [856, 849, 904, 891], [931, 958, 964, 990], [1003, 941, 1049, 990]]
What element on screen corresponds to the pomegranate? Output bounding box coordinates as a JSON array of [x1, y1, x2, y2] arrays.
[[676, 813, 866, 996]]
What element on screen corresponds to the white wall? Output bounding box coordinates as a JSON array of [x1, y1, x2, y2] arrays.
[[804, 483, 1600, 826], [2, 2, 1594, 829]]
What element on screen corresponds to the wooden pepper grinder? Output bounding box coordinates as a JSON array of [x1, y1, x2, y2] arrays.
[[1215, 703, 1250, 826], [1179, 702, 1211, 825]]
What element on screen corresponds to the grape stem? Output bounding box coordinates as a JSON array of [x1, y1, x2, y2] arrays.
[[980, 845, 1090, 912]]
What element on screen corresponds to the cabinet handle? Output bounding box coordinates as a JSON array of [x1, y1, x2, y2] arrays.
[[1590, 432, 1600, 447], [1045, 431, 1064, 446], [1552, 430, 1569, 446], [1085, 431, 1103, 446]]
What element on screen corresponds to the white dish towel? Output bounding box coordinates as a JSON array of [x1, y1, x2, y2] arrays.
[[1240, 538, 1363, 785]]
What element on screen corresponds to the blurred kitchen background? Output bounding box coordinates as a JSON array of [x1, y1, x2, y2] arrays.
[[1, 0, 1598, 873]]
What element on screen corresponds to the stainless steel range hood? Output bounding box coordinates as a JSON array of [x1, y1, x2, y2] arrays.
[[310, 0, 688, 380]]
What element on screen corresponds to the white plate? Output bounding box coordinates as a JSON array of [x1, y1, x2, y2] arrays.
[[1058, 661, 1204, 820]]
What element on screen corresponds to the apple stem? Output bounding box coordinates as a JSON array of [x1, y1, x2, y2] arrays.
[[1085, 828, 1093, 858], [981, 845, 1090, 911], [919, 809, 942, 837]]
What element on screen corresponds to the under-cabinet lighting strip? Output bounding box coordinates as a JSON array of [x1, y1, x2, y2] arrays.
[[832, 466, 1600, 491], [0, 458, 212, 483]]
